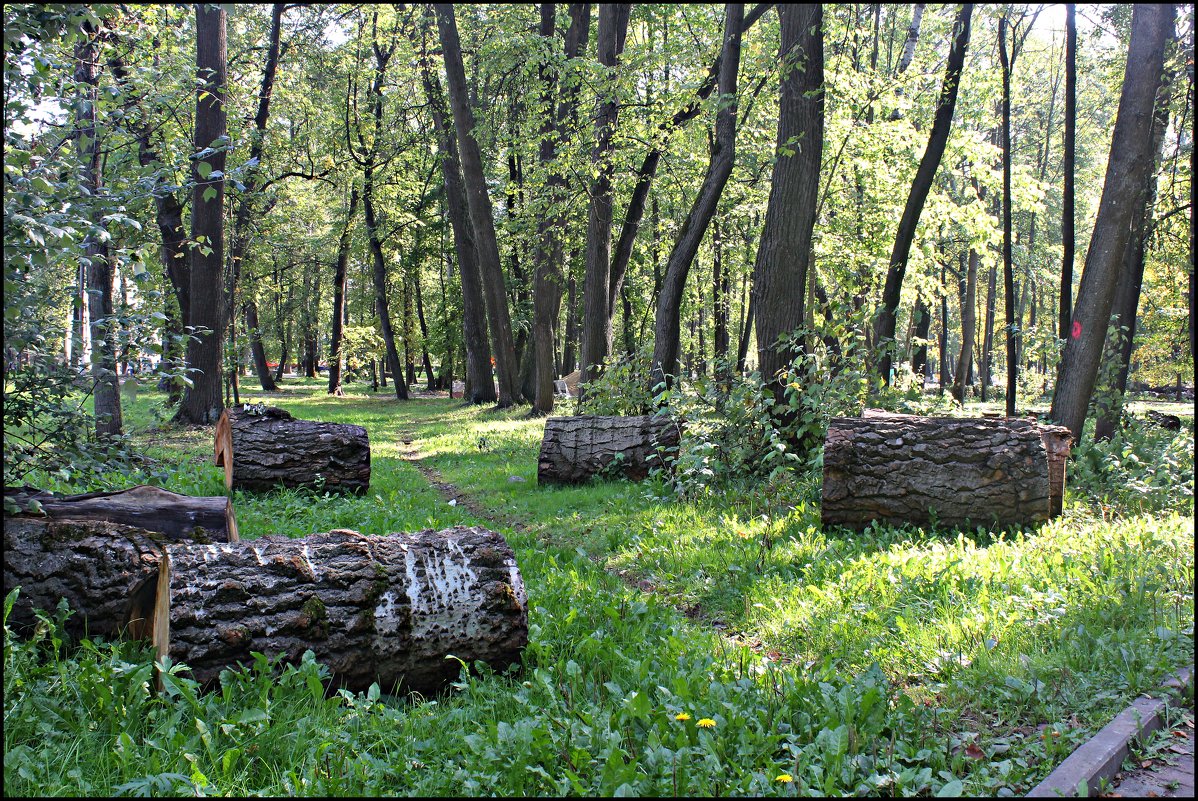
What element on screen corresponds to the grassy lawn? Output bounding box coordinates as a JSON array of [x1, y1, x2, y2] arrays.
[[4, 378, 1194, 796]]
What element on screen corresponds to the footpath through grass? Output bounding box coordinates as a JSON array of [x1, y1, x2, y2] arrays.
[[4, 379, 1194, 796]]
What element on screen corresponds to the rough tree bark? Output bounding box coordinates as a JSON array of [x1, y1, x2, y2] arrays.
[[751, 3, 823, 410], [214, 406, 370, 493], [649, 3, 745, 393], [161, 527, 527, 695], [328, 187, 359, 396], [176, 4, 227, 425], [579, 3, 633, 397], [435, 4, 523, 406], [1059, 3, 1077, 342], [873, 4, 972, 384], [538, 415, 681, 484], [5, 485, 237, 542], [1050, 4, 1173, 440], [822, 412, 1071, 530]]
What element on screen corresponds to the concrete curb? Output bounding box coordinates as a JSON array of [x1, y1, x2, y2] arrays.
[[1026, 667, 1193, 798]]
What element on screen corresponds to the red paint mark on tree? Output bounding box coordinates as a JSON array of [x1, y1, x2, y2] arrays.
[[1071, 320, 1082, 339]]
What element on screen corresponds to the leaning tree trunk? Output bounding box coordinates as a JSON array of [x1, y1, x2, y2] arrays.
[[4, 485, 237, 542], [822, 411, 1071, 530], [538, 415, 681, 484], [159, 527, 527, 695], [214, 406, 370, 493]]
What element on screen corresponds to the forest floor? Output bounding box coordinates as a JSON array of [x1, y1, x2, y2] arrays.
[[4, 378, 1194, 797]]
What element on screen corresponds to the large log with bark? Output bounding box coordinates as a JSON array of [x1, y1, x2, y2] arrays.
[[537, 415, 681, 484], [3, 517, 168, 642], [4, 485, 238, 542], [822, 412, 1072, 530], [214, 405, 370, 493], [155, 527, 527, 695]]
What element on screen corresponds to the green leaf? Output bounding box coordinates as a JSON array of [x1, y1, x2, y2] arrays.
[[197, 161, 213, 180], [936, 780, 964, 796]]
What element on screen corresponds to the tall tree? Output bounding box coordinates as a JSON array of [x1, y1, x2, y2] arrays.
[[873, 3, 973, 385], [1049, 3, 1173, 439], [751, 3, 824, 411], [176, 3, 227, 425], [434, 3, 523, 406], [327, 187, 359, 396], [649, 3, 745, 393], [1058, 3, 1077, 341], [579, 3, 632, 397]]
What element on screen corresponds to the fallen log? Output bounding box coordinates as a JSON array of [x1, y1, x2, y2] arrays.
[[822, 412, 1072, 530], [537, 415, 680, 484], [2, 517, 168, 643], [157, 527, 527, 695], [4, 485, 238, 542], [214, 405, 370, 493]]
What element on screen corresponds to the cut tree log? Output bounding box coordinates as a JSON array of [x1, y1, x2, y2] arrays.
[[4, 485, 238, 542], [822, 412, 1072, 530], [156, 527, 527, 695], [3, 516, 169, 643], [537, 415, 681, 484], [214, 405, 370, 493]]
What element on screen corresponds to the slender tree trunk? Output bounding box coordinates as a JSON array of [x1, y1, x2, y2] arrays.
[[650, 3, 745, 393], [580, 3, 632, 396], [1059, 3, 1077, 341], [176, 4, 227, 425], [328, 188, 359, 396], [980, 260, 997, 402], [751, 3, 823, 411], [1050, 4, 1173, 439], [873, 4, 972, 384], [364, 169, 407, 400], [911, 296, 931, 382], [939, 260, 949, 393], [952, 248, 979, 402], [712, 218, 730, 369], [998, 15, 1017, 415], [418, 39, 495, 404], [434, 3, 523, 406], [562, 263, 578, 375], [75, 22, 122, 437]]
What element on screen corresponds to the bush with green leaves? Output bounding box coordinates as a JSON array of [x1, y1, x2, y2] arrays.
[[1069, 414, 1195, 514]]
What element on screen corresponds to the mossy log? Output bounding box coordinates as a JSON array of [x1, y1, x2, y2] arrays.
[[214, 405, 370, 493], [4, 485, 237, 542], [2, 517, 169, 643], [537, 415, 680, 484], [156, 527, 527, 695], [822, 412, 1072, 530]]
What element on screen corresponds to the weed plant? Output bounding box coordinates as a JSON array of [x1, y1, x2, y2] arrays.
[[4, 379, 1194, 796]]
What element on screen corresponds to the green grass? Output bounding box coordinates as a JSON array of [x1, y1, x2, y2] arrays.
[[4, 378, 1194, 796]]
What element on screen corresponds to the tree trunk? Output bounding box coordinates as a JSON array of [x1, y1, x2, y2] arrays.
[[214, 406, 370, 494], [712, 218, 730, 368], [176, 4, 227, 426], [980, 260, 998, 402], [418, 40, 495, 405], [650, 3, 744, 394], [537, 415, 681, 484], [822, 412, 1071, 530], [245, 301, 277, 392], [1059, 3, 1077, 342], [873, 4, 972, 384], [5, 485, 237, 543], [911, 296, 931, 382], [751, 3, 823, 410], [328, 188, 360, 396], [434, 4, 523, 406], [579, 3, 633, 396], [159, 527, 527, 695], [413, 266, 436, 391], [1093, 62, 1172, 441], [1050, 4, 1173, 440], [75, 23, 122, 437], [364, 169, 407, 401]]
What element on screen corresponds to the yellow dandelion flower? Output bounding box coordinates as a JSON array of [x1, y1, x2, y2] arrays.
[[697, 718, 716, 729], [775, 773, 793, 783], [737, 530, 753, 539], [675, 712, 691, 721]]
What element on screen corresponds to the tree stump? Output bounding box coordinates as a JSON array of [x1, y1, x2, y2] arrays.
[[157, 527, 527, 695], [2, 517, 168, 642], [822, 412, 1072, 530], [537, 415, 680, 484], [4, 485, 238, 542], [214, 405, 370, 493]]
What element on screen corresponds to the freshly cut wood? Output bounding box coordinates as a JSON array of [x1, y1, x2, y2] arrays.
[[4, 485, 237, 542], [214, 405, 370, 493], [157, 527, 527, 695], [2, 517, 168, 643], [537, 415, 681, 484], [822, 412, 1072, 530]]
